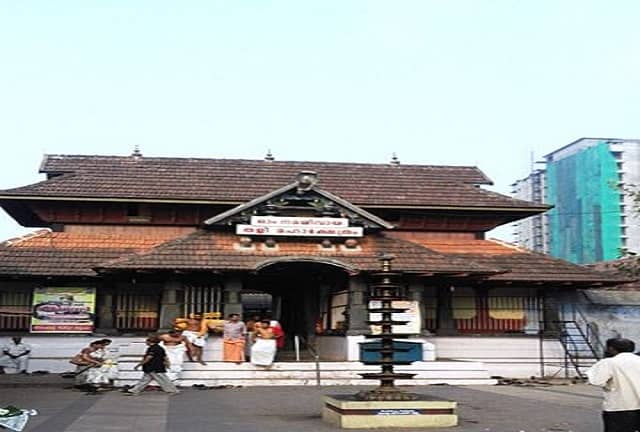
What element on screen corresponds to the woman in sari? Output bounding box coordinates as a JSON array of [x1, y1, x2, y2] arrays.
[[73, 341, 104, 390], [250, 320, 277, 367], [86, 339, 118, 388]]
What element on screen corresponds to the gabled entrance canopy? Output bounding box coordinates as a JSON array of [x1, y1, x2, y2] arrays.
[[204, 171, 394, 231]]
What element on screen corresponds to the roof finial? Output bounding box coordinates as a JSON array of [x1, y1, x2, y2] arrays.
[[295, 171, 318, 193], [265, 149, 274, 162], [131, 145, 143, 159], [390, 153, 400, 166]]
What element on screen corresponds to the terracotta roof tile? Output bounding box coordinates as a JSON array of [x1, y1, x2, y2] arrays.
[[0, 231, 171, 277], [0, 155, 546, 210], [396, 235, 631, 284], [98, 230, 501, 275], [586, 259, 640, 291]]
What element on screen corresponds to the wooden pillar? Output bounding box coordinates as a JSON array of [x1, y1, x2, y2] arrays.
[[159, 279, 182, 331], [436, 284, 457, 336], [346, 275, 368, 335], [222, 274, 243, 317], [95, 285, 115, 334]]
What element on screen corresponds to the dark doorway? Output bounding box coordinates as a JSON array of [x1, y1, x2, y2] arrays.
[[245, 262, 349, 348]]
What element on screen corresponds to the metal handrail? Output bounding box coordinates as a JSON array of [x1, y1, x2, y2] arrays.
[[295, 334, 321, 387], [559, 303, 605, 357], [539, 312, 601, 379]]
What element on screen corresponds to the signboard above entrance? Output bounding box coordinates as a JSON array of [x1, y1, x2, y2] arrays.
[[251, 216, 348, 227], [236, 216, 364, 237]]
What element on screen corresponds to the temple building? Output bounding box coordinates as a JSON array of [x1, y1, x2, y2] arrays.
[[0, 152, 629, 377]]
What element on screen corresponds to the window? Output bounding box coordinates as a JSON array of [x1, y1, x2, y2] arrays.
[[126, 204, 151, 222]]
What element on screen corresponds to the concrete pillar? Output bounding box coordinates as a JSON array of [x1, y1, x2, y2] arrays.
[[436, 284, 457, 336], [222, 274, 243, 317], [346, 275, 369, 336], [159, 280, 182, 331]]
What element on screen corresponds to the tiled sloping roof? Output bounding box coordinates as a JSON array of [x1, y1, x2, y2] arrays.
[[0, 155, 546, 210], [402, 236, 632, 284], [0, 231, 172, 277], [586, 259, 640, 291], [97, 231, 502, 275]]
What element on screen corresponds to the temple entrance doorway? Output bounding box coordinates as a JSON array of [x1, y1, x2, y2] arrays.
[[244, 261, 350, 352]]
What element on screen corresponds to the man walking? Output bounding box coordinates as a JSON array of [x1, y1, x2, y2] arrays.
[[587, 337, 640, 432], [124, 336, 179, 396], [0, 337, 31, 374]]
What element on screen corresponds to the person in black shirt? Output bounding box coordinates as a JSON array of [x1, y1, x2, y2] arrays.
[[124, 336, 179, 396]]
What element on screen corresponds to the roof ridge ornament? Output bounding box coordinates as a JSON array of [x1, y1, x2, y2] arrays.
[[264, 149, 275, 161], [131, 145, 143, 160], [295, 171, 318, 193], [390, 153, 400, 166]]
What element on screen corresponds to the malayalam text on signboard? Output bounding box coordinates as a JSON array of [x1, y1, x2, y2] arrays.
[[237, 216, 363, 237]]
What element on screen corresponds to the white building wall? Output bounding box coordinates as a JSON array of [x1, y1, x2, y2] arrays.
[[11, 335, 569, 379], [617, 142, 640, 255]]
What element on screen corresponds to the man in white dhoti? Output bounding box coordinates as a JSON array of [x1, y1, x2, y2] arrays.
[[251, 320, 277, 367], [0, 337, 31, 374], [174, 313, 208, 365], [159, 329, 188, 381]]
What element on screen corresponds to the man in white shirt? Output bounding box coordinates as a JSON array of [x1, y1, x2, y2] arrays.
[[0, 337, 31, 374], [587, 338, 640, 432]]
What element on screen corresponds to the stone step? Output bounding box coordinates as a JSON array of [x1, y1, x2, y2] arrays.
[[116, 378, 498, 387], [117, 369, 492, 380], [113, 360, 497, 387], [115, 360, 490, 371]]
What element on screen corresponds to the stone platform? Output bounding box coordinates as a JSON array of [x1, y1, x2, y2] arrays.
[[322, 394, 457, 429]]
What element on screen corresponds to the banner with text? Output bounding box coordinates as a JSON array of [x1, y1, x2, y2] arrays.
[[30, 287, 96, 333]]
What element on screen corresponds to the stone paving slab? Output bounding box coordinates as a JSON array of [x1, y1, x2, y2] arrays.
[[0, 372, 69, 387], [0, 384, 604, 432]]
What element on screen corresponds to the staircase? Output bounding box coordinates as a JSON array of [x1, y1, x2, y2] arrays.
[[115, 359, 498, 387], [114, 337, 496, 387], [546, 319, 601, 378]]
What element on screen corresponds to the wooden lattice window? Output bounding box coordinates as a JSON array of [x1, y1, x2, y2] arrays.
[[183, 284, 223, 316], [0, 288, 32, 331], [114, 291, 160, 331]]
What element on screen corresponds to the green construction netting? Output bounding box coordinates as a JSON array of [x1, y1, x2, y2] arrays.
[[546, 141, 621, 264]]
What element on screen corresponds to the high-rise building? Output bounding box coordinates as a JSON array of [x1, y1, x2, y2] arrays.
[[511, 169, 548, 254], [513, 138, 640, 264]]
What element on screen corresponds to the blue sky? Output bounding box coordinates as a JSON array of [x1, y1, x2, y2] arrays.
[[1, 1, 639, 241]]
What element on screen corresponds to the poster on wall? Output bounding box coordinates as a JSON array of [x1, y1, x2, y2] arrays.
[[369, 300, 421, 335], [30, 287, 96, 333]]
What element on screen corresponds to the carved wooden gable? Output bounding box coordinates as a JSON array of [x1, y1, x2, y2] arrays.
[[205, 171, 393, 234]]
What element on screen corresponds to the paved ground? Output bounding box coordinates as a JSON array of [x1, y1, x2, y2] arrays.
[[0, 379, 605, 432]]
